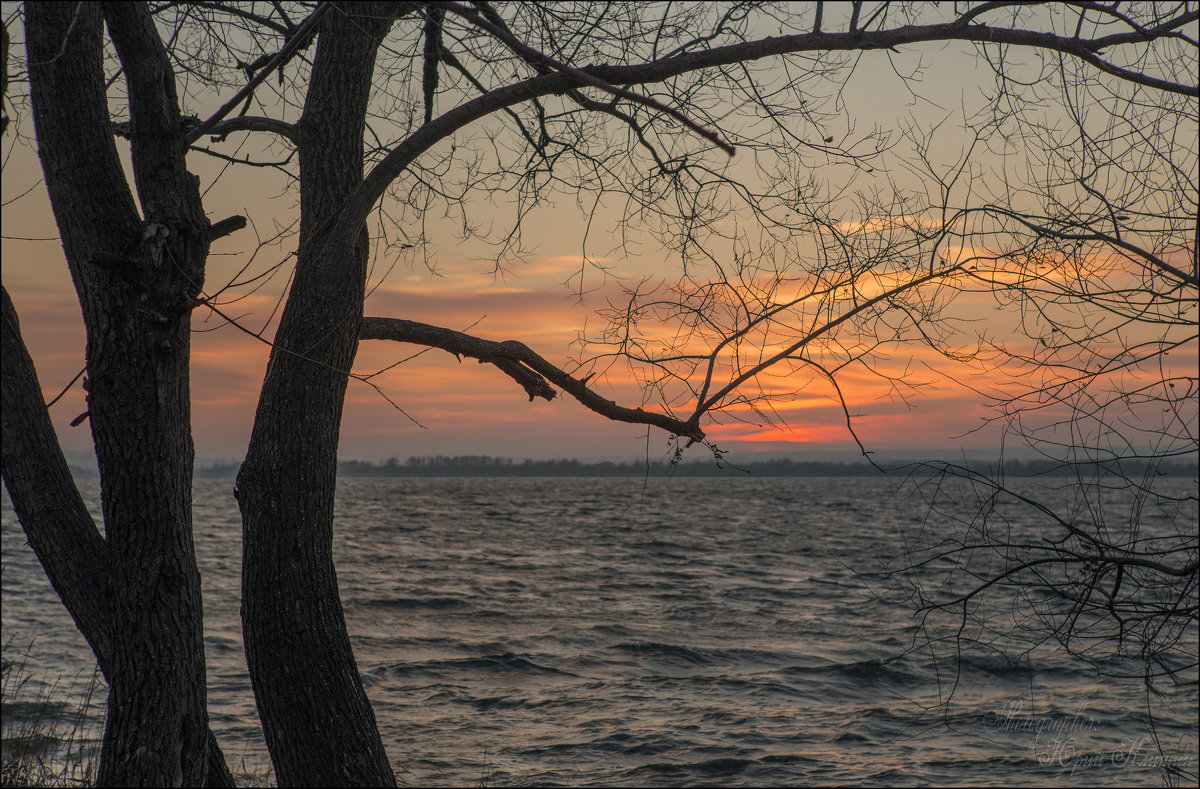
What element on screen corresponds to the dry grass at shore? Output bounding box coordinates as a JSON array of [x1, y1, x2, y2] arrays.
[[1, 639, 102, 787]]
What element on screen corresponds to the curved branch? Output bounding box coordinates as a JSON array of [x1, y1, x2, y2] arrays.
[[1, 284, 112, 679], [333, 13, 1198, 244], [359, 316, 705, 442], [1068, 46, 1199, 96], [359, 317, 557, 401]]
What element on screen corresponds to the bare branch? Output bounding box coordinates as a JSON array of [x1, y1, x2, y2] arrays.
[[438, 0, 737, 155], [184, 3, 332, 145], [208, 214, 247, 241], [693, 265, 964, 419], [204, 115, 298, 143], [359, 316, 705, 441], [337, 14, 1198, 243]]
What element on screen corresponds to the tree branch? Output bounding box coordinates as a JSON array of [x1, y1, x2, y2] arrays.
[[203, 115, 298, 143], [981, 205, 1200, 288], [359, 316, 705, 441], [27, 2, 141, 270], [438, 0, 736, 154], [693, 265, 965, 419], [1, 285, 112, 671], [184, 2, 332, 145], [334, 13, 1198, 241], [102, 1, 198, 220], [208, 214, 247, 241]]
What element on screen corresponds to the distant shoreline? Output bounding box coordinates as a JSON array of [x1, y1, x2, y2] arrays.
[[55, 454, 1198, 480], [183, 455, 1199, 479]]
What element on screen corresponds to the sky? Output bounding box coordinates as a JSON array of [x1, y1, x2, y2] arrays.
[[8, 180, 1005, 462], [3, 6, 1193, 464]]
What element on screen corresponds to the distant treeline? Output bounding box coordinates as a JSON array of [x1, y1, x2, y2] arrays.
[[63, 454, 1195, 479], [335, 455, 1197, 478], [231, 454, 1197, 478], [334, 455, 888, 477]]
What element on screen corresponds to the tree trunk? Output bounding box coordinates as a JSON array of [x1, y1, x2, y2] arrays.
[[1, 287, 236, 788], [25, 3, 217, 784], [236, 4, 397, 785], [1, 286, 113, 676]]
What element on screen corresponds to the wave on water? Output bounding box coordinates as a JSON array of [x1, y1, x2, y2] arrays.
[[4, 476, 1196, 786]]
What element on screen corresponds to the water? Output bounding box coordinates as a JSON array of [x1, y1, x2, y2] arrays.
[[3, 476, 1196, 786]]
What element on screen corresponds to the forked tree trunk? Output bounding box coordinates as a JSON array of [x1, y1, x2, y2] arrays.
[[235, 4, 398, 785], [1, 287, 236, 788]]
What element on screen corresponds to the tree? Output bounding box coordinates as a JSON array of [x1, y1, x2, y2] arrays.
[[1, 2, 1195, 785], [870, 13, 1197, 771]]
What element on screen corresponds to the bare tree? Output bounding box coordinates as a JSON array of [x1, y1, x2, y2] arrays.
[[2, 2, 1195, 785], [867, 6, 1198, 781]]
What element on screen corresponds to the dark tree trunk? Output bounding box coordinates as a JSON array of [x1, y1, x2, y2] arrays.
[[1, 287, 236, 788], [24, 3, 220, 784], [235, 4, 397, 785], [1, 285, 113, 674]]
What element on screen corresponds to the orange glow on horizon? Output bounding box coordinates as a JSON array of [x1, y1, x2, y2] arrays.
[[7, 145, 1187, 461], [707, 423, 853, 445], [5, 262, 1063, 459]]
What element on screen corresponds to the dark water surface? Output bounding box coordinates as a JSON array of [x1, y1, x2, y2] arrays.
[[3, 476, 1196, 786]]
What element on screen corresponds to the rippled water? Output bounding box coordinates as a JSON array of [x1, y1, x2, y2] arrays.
[[3, 476, 1196, 786]]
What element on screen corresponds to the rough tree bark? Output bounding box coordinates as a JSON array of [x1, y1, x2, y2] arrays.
[[1, 288, 236, 788], [23, 3, 223, 785], [235, 4, 400, 785]]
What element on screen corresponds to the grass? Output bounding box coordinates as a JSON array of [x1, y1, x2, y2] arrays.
[[1, 639, 103, 787], [478, 745, 497, 787], [0, 639, 454, 787], [0, 641, 277, 787]]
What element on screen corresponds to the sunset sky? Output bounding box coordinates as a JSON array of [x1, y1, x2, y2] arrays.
[[8, 190, 1006, 462], [3, 8, 1191, 463]]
